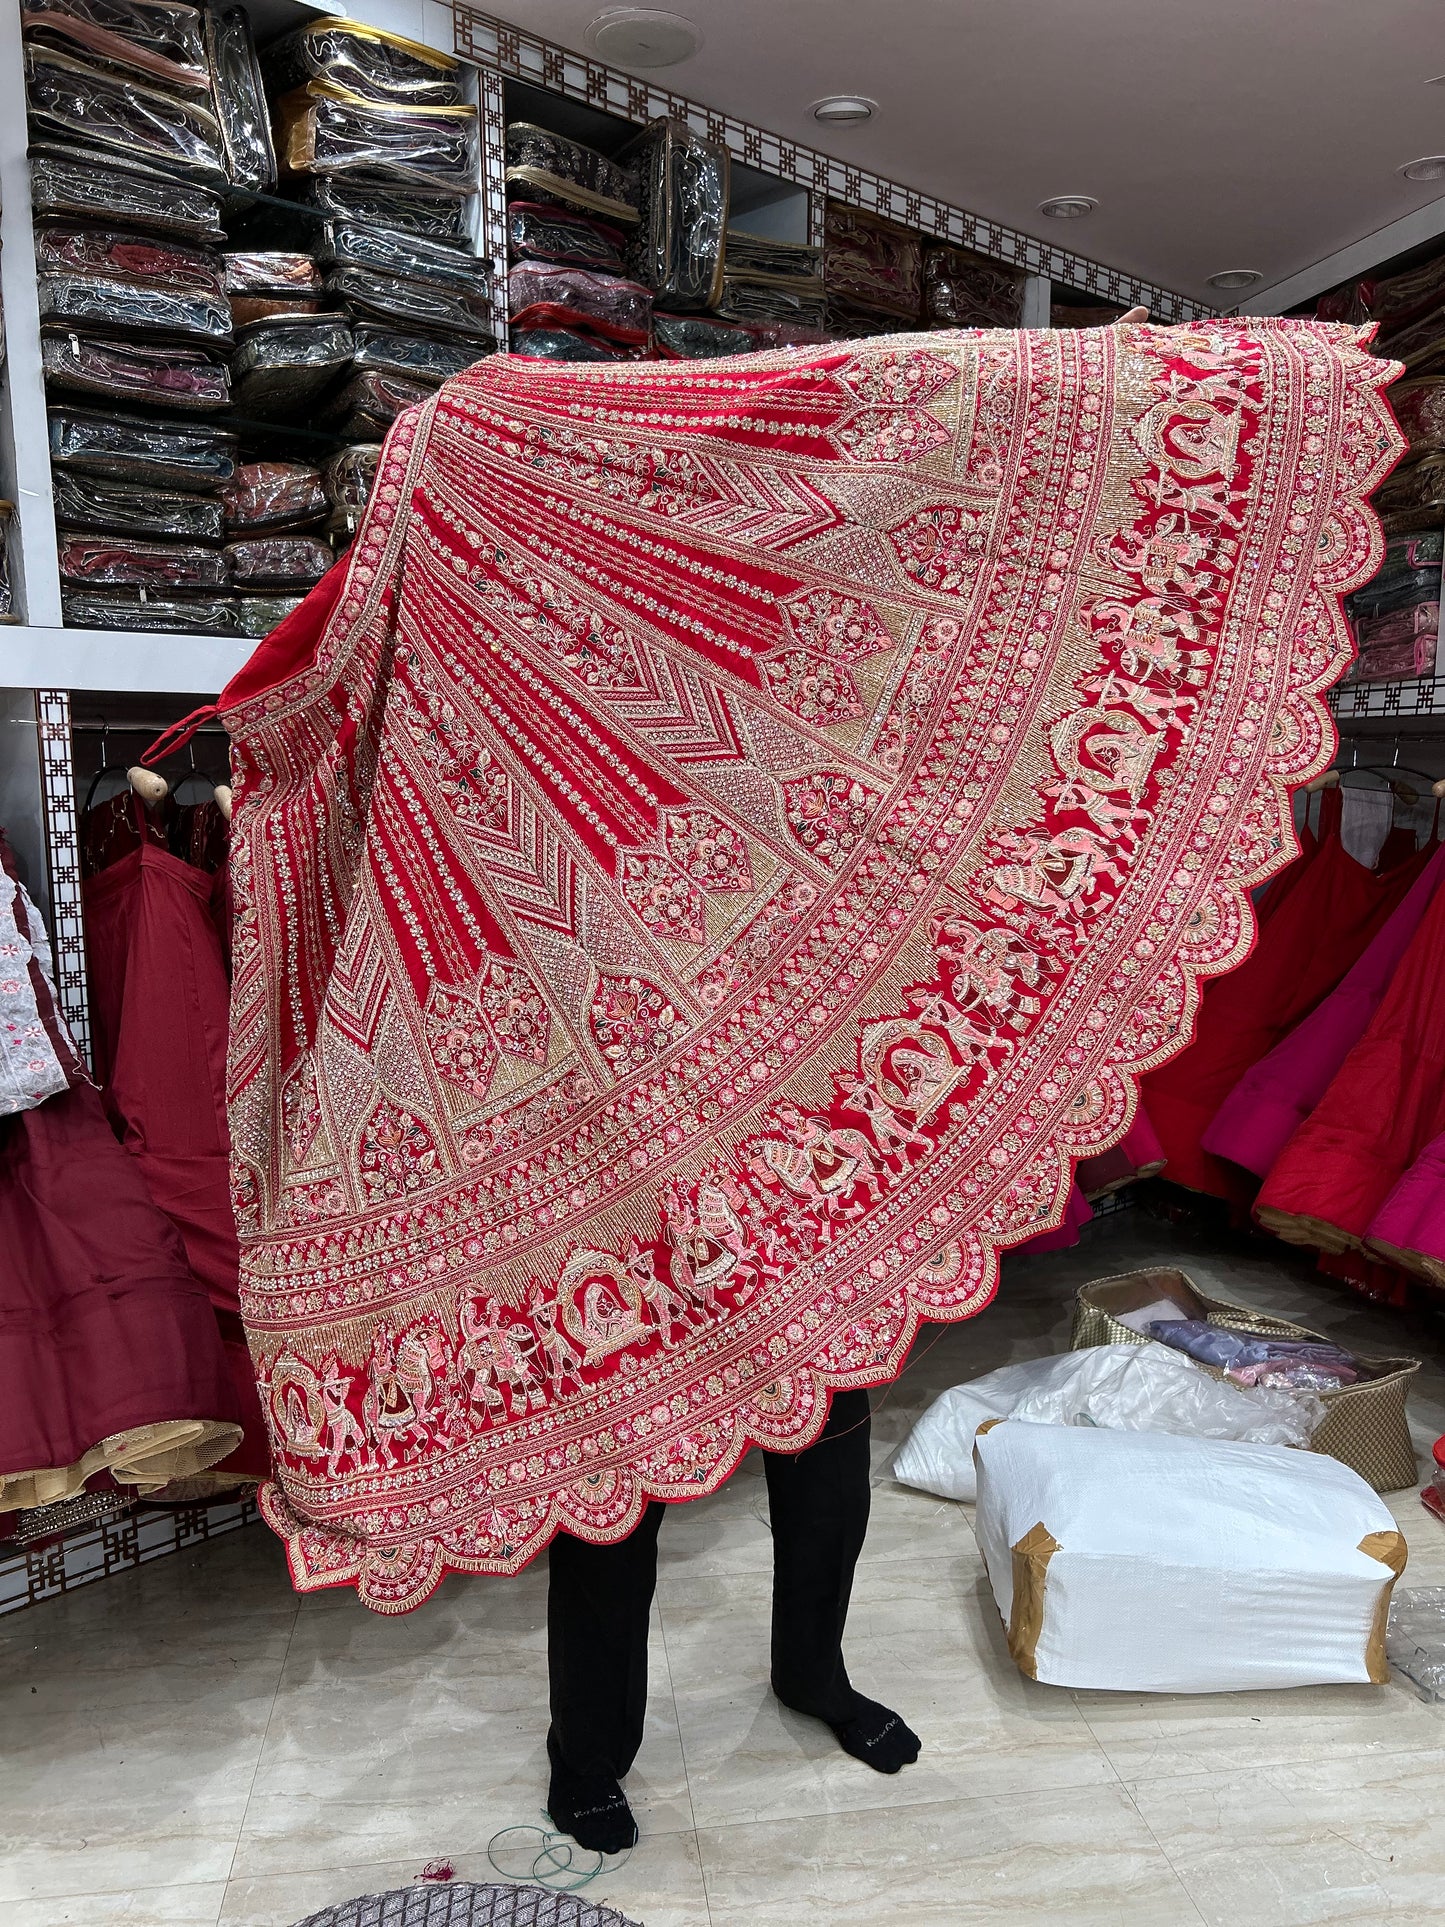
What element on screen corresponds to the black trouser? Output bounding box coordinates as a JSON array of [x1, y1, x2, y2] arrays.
[[547, 1388, 872, 1780]]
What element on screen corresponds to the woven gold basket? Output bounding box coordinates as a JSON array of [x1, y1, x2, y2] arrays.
[[1070, 1267, 1420, 1493]]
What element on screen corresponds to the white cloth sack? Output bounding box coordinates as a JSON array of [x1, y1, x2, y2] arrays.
[[974, 1421, 1405, 1692], [890, 1343, 1320, 1502]]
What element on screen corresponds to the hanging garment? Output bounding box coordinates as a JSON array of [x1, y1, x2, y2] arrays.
[[1075, 1114, 1168, 1199], [1205, 837, 1445, 1176], [1365, 1130, 1445, 1286], [209, 320, 1398, 1612], [1012, 1181, 1092, 1254], [1256, 852, 1445, 1253], [0, 831, 86, 1115], [0, 1079, 242, 1510], [1138, 785, 1429, 1198]]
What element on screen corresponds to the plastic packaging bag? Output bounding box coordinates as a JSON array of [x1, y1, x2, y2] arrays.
[[48, 406, 236, 488], [322, 442, 379, 526], [723, 232, 823, 290], [223, 251, 322, 326], [58, 531, 229, 590], [507, 200, 628, 275], [25, 44, 228, 187], [42, 330, 229, 408], [975, 1422, 1406, 1692], [52, 466, 224, 542], [627, 117, 728, 311], [892, 1343, 1323, 1502], [21, 0, 210, 92], [229, 314, 353, 416], [317, 368, 431, 439], [325, 264, 491, 338], [350, 323, 482, 388], [0, 505, 14, 622], [1388, 1587, 1445, 1703], [221, 461, 327, 533], [314, 220, 492, 298], [225, 534, 333, 590], [716, 281, 826, 328], [203, 5, 275, 193], [27, 146, 225, 243], [509, 327, 631, 362], [922, 242, 1026, 328], [37, 273, 233, 345], [35, 225, 225, 293], [236, 592, 306, 637], [1149, 1320, 1362, 1388], [653, 312, 753, 358], [62, 588, 237, 632], [274, 89, 477, 197], [824, 201, 922, 324], [291, 175, 471, 246], [262, 21, 463, 108], [507, 261, 652, 343], [505, 121, 639, 228]]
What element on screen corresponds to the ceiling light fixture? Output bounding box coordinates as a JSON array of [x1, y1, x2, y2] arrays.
[[1207, 268, 1263, 290], [1400, 154, 1445, 181], [584, 9, 702, 69], [811, 95, 876, 124], [1038, 195, 1097, 219]]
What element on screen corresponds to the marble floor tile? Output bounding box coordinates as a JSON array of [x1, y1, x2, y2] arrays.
[[1129, 1749, 1445, 1925], [221, 1833, 712, 1927], [697, 1782, 1206, 1926], [230, 1591, 693, 1880], [661, 1555, 1116, 1829], [7, 1885, 228, 1927]]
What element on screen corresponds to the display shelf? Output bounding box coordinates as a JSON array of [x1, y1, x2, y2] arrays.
[[2, 625, 254, 695]]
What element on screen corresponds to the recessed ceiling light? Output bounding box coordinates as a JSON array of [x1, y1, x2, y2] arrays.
[[1400, 154, 1445, 181], [811, 95, 876, 124], [1207, 268, 1263, 290], [584, 9, 702, 69], [1039, 195, 1097, 219]]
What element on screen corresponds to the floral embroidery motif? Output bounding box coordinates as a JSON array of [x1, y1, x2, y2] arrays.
[[784, 772, 881, 865], [889, 504, 991, 594], [357, 1099, 440, 1201], [589, 975, 689, 1068]]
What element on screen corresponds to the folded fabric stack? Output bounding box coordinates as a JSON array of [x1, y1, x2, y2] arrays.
[[1343, 530, 1442, 683], [1050, 299, 1127, 327], [823, 201, 922, 336], [1319, 251, 1445, 373], [922, 242, 1026, 328], [717, 231, 826, 336]]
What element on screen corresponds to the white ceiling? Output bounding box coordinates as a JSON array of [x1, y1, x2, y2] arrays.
[[502, 0, 1445, 303]]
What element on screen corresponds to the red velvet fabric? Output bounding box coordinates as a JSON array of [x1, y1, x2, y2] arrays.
[[0, 1080, 240, 1482]]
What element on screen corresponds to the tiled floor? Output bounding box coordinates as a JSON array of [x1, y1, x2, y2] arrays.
[[4, 1210, 1444, 1927]]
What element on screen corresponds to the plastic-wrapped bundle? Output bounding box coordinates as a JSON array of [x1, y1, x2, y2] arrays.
[[62, 588, 237, 632], [48, 406, 236, 488], [225, 534, 333, 590], [52, 466, 224, 541], [504, 122, 639, 228], [203, 6, 276, 193], [350, 324, 482, 387], [291, 176, 471, 246], [507, 261, 651, 345], [1318, 252, 1445, 339], [1051, 301, 1126, 327], [35, 224, 224, 292], [824, 201, 921, 323], [509, 327, 632, 363], [25, 45, 228, 187], [508, 201, 629, 275], [922, 242, 1026, 328], [223, 250, 322, 327], [1390, 377, 1445, 456], [325, 265, 491, 338], [317, 368, 432, 438], [221, 461, 327, 533], [1350, 601, 1439, 683], [27, 146, 225, 243], [21, 0, 209, 91], [274, 89, 477, 197], [723, 232, 823, 290], [716, 281, 827, 328], [1345, 531, 1443, 622], [653, 312, 753, 358], [41, 330, 230, 408], [57, 531, 230, 590], [262, 21, 462, 108], [229, 314, 353, 417], [314, 221, 492, 299], [0, 504, 13, 622], [1375, 448, 1445, 530], [37, 274, 232, 345], [323, 441, 379, 511], [236, 593, 306, 637], [628, 118, 728, 311]]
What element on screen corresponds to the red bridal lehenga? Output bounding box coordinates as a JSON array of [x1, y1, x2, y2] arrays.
[[208, 320, 1399, 1610]]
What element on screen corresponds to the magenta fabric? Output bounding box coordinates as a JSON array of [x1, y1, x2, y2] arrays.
[[1013, 1182, 1092, 1255], [1204, 838, 1445, 1177], [0, 1080, 240, 1483], [1365, 1128, 1445, 1276]]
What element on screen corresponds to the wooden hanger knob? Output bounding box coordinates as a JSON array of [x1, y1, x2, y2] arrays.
[[127, 765, 168, 804], [214, 783, 234, 823]]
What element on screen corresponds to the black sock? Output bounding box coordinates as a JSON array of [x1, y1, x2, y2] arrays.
[[545, 1729, 638, 1854], [830, 1695, 922, 1773]]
